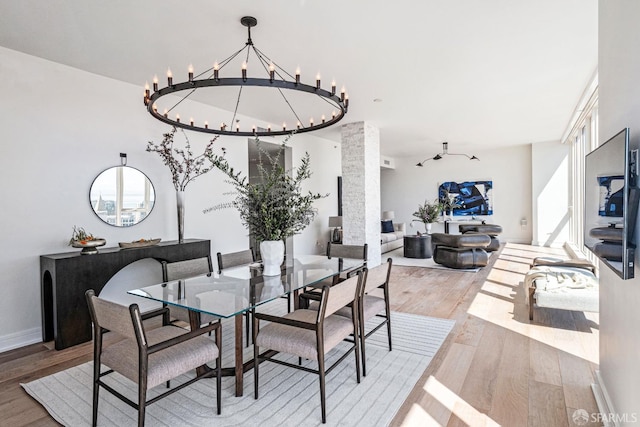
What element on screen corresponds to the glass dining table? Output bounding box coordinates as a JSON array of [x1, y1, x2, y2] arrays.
[[128, 254, 364, 396]]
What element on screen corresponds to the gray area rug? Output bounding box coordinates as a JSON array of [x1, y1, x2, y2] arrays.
[[22, 310, 454, 427], [385, 247, 488, 272]]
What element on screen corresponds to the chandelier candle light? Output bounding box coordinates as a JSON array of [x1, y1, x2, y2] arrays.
[[143, 16, 349, 137]]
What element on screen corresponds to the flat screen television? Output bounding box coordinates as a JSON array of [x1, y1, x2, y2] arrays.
[[584, 128, 639, 279]]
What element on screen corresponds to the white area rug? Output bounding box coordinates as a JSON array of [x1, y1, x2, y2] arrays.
[[22, 310, 455, 427], [385, 247, 487, 272]]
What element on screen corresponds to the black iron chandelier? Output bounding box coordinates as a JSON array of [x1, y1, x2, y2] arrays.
[[143, 16, 349, 137], [416, 142, 479, 166]]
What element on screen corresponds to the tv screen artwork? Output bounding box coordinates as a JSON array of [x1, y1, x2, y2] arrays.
[[439, 180, 493, 216], [597, 175, 624, 217]]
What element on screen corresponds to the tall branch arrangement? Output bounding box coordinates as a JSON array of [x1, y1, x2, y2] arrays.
[[209, 136, 327, 242], [146, 127, 219, 191]]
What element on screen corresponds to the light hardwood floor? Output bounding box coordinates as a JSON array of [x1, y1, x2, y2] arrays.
[[0, 243, 600, 426]]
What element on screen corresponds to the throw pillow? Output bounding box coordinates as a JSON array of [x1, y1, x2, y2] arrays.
[[381, 220, 394, 233]]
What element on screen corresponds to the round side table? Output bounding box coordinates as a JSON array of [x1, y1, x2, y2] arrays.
[[403, 235, 432, 258]]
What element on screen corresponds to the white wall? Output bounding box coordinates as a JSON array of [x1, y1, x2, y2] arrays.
[[531, 140, 571, 247], [0, 46, 341, 351], [381, 145, 532, 243], [597, 1, 640, 419]]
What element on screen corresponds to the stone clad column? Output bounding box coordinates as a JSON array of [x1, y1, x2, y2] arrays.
[[341, 121, 381, 267]]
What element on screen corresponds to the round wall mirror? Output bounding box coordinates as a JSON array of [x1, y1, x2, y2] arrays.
[[89, 166, 156, 227]]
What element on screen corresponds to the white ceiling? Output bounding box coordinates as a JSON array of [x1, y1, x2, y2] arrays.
[[0, 0, 597, 158]]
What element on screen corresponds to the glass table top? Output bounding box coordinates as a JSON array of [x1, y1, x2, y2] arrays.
[[128, 255, 363, 318]]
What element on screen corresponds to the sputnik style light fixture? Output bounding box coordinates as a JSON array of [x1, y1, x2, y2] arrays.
[[143, 16, 349, 137], [415, 142, 479, 166]]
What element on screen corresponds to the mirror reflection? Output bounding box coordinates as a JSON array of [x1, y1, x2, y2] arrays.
[[90, 166, 155, 227]]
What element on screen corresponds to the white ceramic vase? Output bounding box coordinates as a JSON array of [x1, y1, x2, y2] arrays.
[[426, 223, 432, 234], [260, 274, 285, 299], [260, 240, 285, 276]]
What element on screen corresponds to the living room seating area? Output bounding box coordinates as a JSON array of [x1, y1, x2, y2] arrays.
[[381, 220, 406, 254]]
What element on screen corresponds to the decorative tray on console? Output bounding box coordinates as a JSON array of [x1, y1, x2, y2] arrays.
[[119, 238, 162, 248]]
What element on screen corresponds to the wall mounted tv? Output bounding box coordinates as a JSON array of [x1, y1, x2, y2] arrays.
[[584, 128, 640, 279], [438, 181, 493, 216]]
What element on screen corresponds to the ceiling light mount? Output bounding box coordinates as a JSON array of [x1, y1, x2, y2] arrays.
[[143, 16, 349, 137], [416, 142, 479, 166]]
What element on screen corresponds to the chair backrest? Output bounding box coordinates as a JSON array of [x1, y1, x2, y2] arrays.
[[327, 242, 368, 261], [216, 248, 255, 273], [85, 289, 140, 341], [364, 258, 392, 293], [322, 269, 367, 318], [162, 256, 213, 282]]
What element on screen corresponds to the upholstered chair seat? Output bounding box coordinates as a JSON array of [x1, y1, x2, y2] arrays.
[[458, 224, 503, 251], [431, 233, 491, 269], [253, 271, 365, 423], [458, 224, 503, 236], [312, 259, 393, 377], [589, 227, 624, 261], [334, 294, 385, 320], [102, 326, 219, 389], [256, 309, 354, 361], [85, 290, 222, 427], [589, 226, 623, 242], [432, 232, 491, 248]]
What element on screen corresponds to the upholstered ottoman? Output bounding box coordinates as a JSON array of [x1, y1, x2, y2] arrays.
[[431, 233, 491, 269], [459, 224, 503, 252], [589, 226, 623, 261]]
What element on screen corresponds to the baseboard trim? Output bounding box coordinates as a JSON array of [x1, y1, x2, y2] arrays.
[[592, 370, 617, 427], [0, 327, 41, 354]]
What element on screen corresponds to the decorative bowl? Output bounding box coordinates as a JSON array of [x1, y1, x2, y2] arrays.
[[70, 238, 106, 254], [118, 238, 162, 249]]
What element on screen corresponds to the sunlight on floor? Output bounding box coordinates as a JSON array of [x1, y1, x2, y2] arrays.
[[401, 404, 443, 426], [466, 243, 599, 364], [399, 375, 501, 427]]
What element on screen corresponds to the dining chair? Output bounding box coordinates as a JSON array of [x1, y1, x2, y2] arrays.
[[161, 256, 219, 328], [327, 242, 368, 261], [340, 258, 393, 376], [219, 247, 292, 314], [216, 248, 255, 273], [217, 248, 256, 346], [326, 242, 368, 283], [298, 242, 368, 310], [252, 270, 365, 424], [85, 289, 222, 427]]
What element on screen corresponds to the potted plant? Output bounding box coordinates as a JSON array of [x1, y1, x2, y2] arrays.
[[411, 200, 443, 234], [209, 136, 327, 275], [440, 188, 461, 219]]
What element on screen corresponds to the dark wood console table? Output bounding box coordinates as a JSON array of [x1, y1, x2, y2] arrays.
[[40, 239, 210, 350]]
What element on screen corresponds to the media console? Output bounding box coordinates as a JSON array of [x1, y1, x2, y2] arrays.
[[40, 239, 211, 350]]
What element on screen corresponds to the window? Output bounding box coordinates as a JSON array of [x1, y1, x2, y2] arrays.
[[566, 86, 598, 264]]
